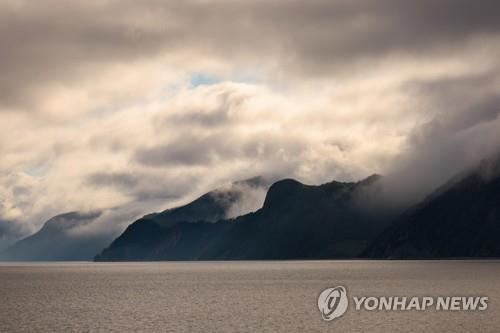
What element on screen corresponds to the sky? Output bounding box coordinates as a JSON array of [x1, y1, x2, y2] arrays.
[[1, 0, 500, 244]]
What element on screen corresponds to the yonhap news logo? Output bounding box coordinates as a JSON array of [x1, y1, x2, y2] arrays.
[[317, 286, 349, 321], [318, 285, 488, 321]]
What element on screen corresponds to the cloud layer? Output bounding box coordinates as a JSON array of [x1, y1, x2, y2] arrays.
[[1, 0, 500, 242]]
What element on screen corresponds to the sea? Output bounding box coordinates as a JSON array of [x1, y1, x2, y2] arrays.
[[0, 261, 498, 332]]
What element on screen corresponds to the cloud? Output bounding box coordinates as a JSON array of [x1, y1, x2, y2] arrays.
[[2, 0, 500, 112], [87, 172, 139, 189], [86, 170, 195, 203], [377, 68, 500, 203], [0, 0, 500, 241], [222, 182, 270, 220], [134, 135, 234, 167]]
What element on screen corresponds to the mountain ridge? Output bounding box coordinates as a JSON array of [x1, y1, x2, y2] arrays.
[[95, 174, 392, 261], [0, 176, 271, 261], [0, 211, 110, 261], [363, 154, 500, 258]]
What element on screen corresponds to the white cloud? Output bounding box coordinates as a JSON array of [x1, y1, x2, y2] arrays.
[[1, 0, 500, 242]]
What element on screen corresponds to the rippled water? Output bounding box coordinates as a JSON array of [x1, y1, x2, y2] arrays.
[[0, 261, 498, 332]]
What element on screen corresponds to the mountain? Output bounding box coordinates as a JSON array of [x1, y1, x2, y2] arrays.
[[364, 154, 500, 258], [143, 176, 271, 227], [0, 218, 25, 251], [94, 176, 273, 261], [0, 211, 111, 261], [0, 176, 271, 262], [95, 175, 392, 261]]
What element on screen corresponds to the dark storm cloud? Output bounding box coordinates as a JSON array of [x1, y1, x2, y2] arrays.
[[87, 172, 139, 189], [134, 127, 311, 170], [2, 0, 500, 110], [0, 1, 176, 109], [134, 135, 239, 167]]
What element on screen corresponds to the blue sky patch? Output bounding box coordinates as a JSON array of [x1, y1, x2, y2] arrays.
[[189, 73, 221, 87]]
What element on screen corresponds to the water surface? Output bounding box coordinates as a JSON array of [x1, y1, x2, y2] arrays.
[[0, 261, 498, 332]]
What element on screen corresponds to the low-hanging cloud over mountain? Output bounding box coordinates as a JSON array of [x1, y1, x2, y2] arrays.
[[1, 0, 499, 239]]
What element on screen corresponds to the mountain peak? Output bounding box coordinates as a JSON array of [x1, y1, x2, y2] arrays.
[[262, 179, 305, 210], [1, 210, 108, 261], [42, 211, 102, 232], [358, 174, 382, 186], [232, 176, 268, 187]]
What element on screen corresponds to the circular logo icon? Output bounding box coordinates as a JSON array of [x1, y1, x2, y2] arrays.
[[318, 286, 348, 321]]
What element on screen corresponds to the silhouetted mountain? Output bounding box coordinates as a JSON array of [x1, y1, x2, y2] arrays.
[[144, 176, 272, 227], [364, 154, 500, 258], [95, 175, 392, 261], [0, 218, 25, 251], [94, 176, 274, 260], [0, 176, 271, 261], [0, 211, 111, 261]]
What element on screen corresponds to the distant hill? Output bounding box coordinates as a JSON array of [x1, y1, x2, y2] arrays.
[[143, 176, 272, 227], [0, 218, 25, 251], [0, 211, 110, 261], [364, 154, 500, 258], [95, 175, 392, 261], [0, 177, 271, 261], [13, 152, 500, 262]]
